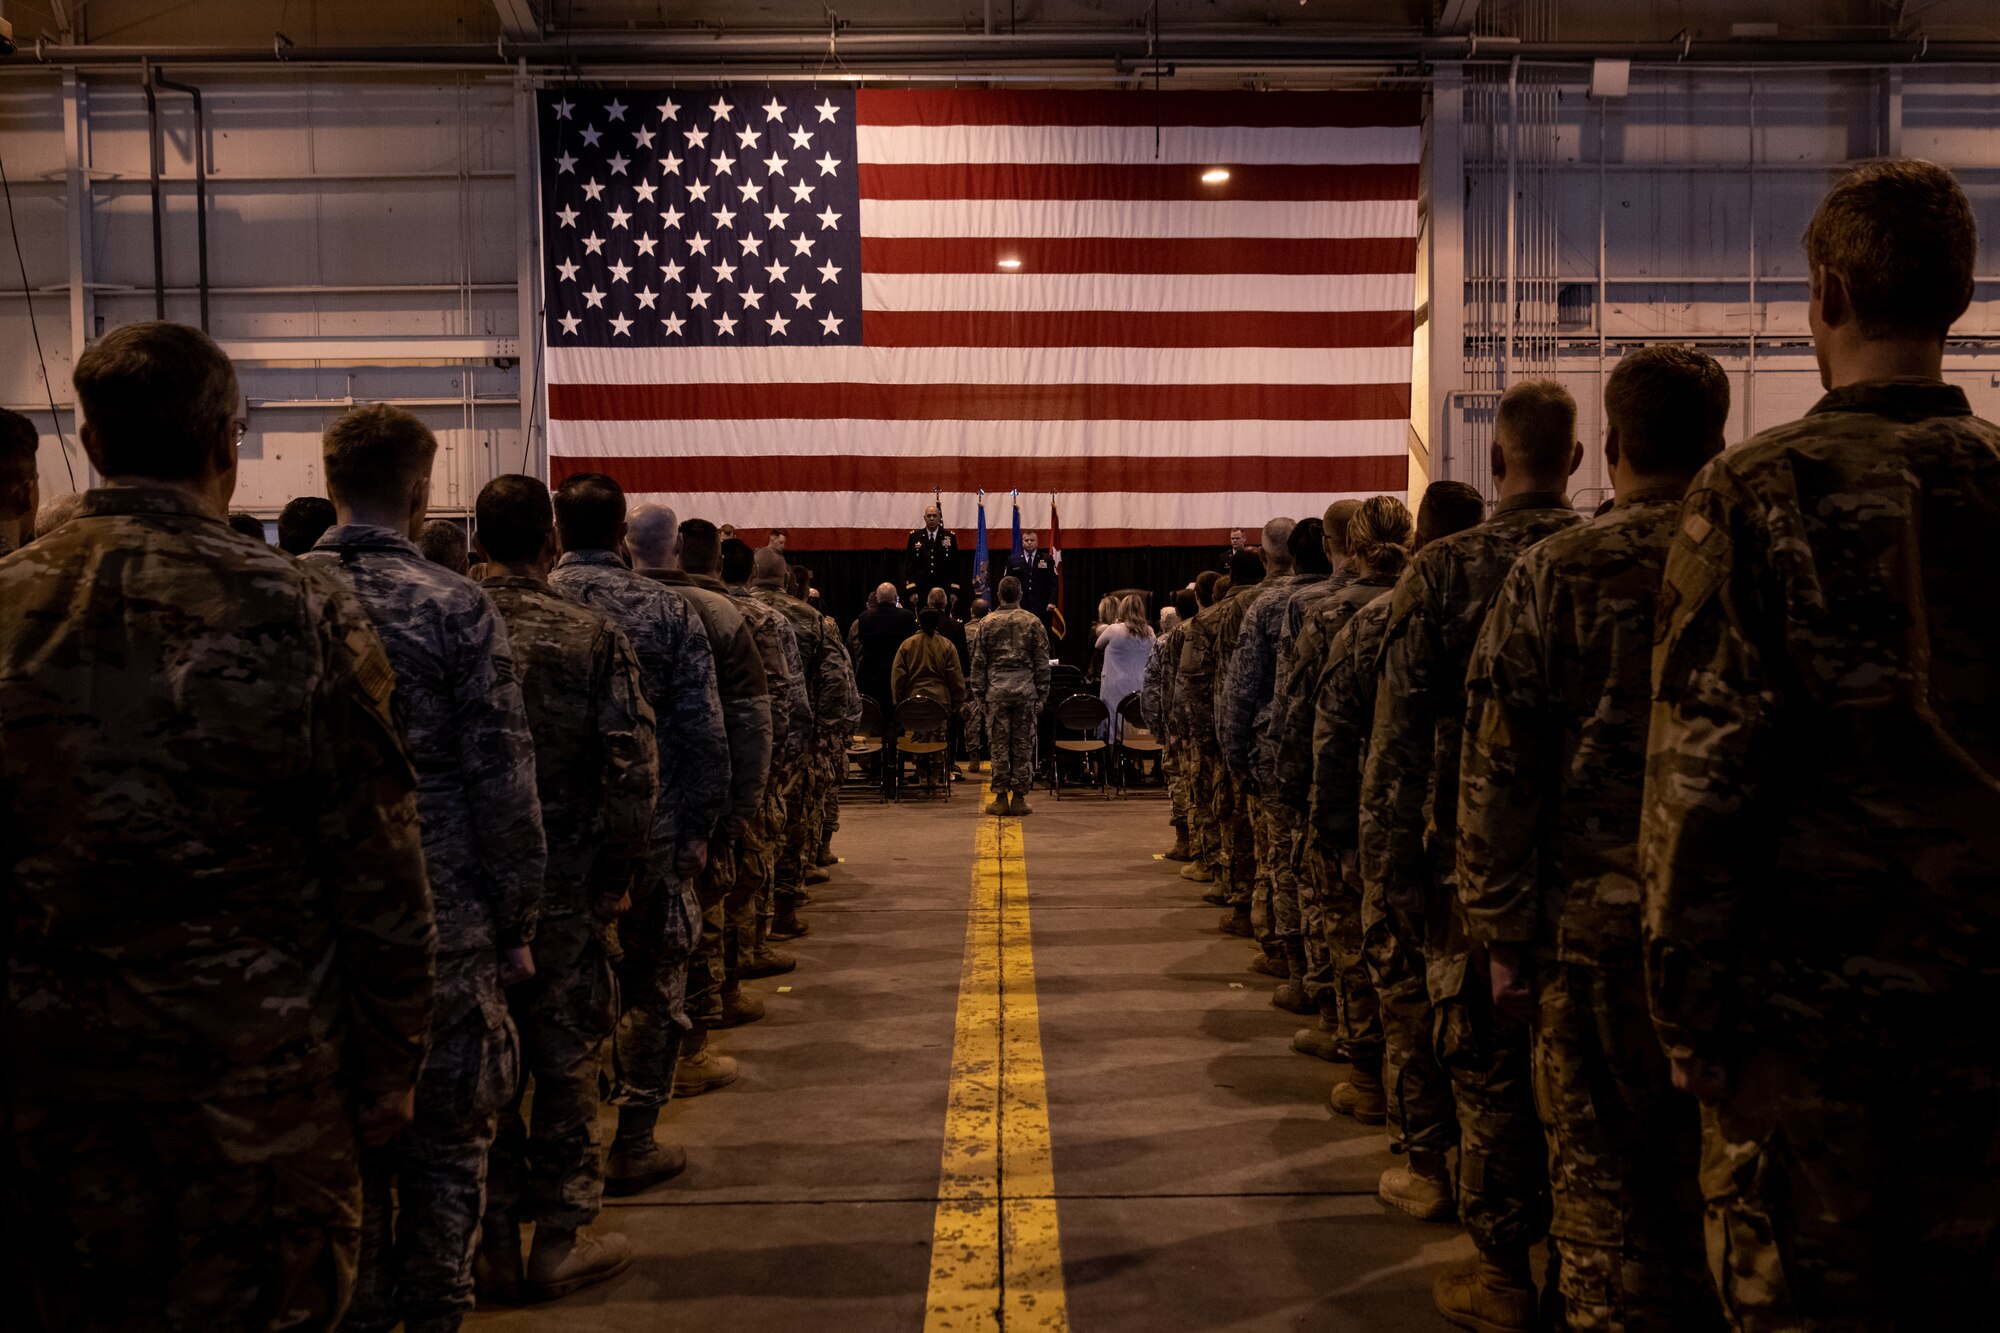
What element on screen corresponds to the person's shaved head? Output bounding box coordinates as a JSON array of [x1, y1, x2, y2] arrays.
[[627, 503, 680, 570], [751, 544, 791, 587], [1493, 379, 1581, 487], [876, 581, 899, 607], [1322, 498, 1363, 559]]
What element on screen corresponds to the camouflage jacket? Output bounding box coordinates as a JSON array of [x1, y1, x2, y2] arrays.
[[729, 578, 812, 772], [1641, 379, 2000, 1063], [1457, 489, 1685, 963], [1359, 495, 1582, 916], [1271, 574, 1397, 814], [970, 606, 1050, 706], [752, 583, 851, 747], [1308, 591, 1397, 855], [1219, 572, 1322, 784], [1, 488, 435, 1102], [307, 525, 547, 956], [483, 574, 660, 919], [550, 550, 729, 849], [1140, 622, 1183, 741], [646, 569, 771, 832], [1177, 582, 1257, 755]]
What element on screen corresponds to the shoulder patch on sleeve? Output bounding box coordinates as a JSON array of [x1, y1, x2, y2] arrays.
[[355, 644, 397, 710]]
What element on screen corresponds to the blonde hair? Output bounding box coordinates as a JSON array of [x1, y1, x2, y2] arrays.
[[1097, 594, 1121, 625], [1346, 495, 1414, 577], [1120, 593, 1153, 638]]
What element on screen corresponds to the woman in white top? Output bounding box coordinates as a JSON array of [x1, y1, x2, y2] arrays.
[[1095, 593, 1156, 735]]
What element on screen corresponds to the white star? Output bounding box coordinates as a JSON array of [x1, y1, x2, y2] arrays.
[[635, 233, 658, 256], [582, 232, 605, 255], [634, 180, 658, 204], [607, 152, 631, 176], [765, 207, 790, 230], [790, 180, 816, 203], [686, 180, 710, 203], [817, 206, 842, 230], [660, 259, 685, 283], [688, 286, 711, 309], [683, 126, 709, 149], [583, 285, 606, 308], [711, 151, 737, 176], [713, 206, 738, 229], [736, 126, 762, 150], [767, 312, 791, 336], [553, 99, 575, 120], [555, 205, 578, 228], [687, 235, 711, 257], [815, 98, 839, 123], [714, 312, 738, 336], [709, 96, 734, 122], [558, 312, 581, 334], [739, 287, 765, 309], [556, 259, 579, 282], [762, 96, 788, 122], [764, 153, 789, 176], [555, 151, 577, 174], [580, 124, 602, 147], [791, 286, 817, 309], [789, 126, 813, 150], [738, 180, 764, 203], [791, 234, 816, 256], [660, 205, 684, 229], [609, 313, 633, 336], [817, 260, 842, 284], [608, 206, 632, 230], [633, 126, 656, 150], [582, 178, 605, 201], [636, 287, 659, 309], [819, 312, 844, 335], [609, 259, 632, 283], [764, 259, 790, 283], [662, 312, 686, 336], [739, 234, 764, 256], [714, 258, 738, 283], [660, 151, 683, 175], [605, 99, 628, 122], [815, 152, 841, 177], [657, 98, 680, 121]]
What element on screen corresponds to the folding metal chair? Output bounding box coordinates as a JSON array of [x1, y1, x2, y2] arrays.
[[843, 696, 887, 803], [893, 696, 953, 802], [1113, 694, 1166, 798], [1050, 694, 1112, 799]]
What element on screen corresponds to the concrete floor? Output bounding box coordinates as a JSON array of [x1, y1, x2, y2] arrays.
[[470, 781, 1470, 1331]]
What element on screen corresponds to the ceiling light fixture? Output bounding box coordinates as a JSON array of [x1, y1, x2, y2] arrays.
[[997, 257, 1023, 270], [1201, 168, 1231, 184]]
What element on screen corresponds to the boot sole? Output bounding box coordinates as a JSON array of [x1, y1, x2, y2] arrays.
[[1431, 1291, 1535, 1333], [1379, 1189, 1457, 1223], [767, 926, 810, 941], [524, 1250, 636, 1303], [673, 1070, 739, 1097]]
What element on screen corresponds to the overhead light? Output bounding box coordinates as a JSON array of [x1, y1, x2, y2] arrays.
[[997, 257, 1023, 270], [1201, 167, 1231, 184]]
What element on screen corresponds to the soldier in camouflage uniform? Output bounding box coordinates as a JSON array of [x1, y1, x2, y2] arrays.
[[1, 325, 436, 1333], [469, 476, 660, 1301], [1643, 162, 2000, 1333], [0, 406, 39, 557], [1361, 383, 1583, 1332], [1199, 550, 1268, 935], [547, 476, 732, 1161], [1459, 349, 1731, 1332], [970, 575, 1051, 815], [305, 405, 547, 1333], [1167, 572, 1223, 885], [1217, 522, 1296, 958], [628, 512, 773, 1039], [1141, 588, 1201, 860]]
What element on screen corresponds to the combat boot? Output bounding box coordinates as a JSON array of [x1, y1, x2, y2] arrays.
[[1178, 861, 1214, 883], [1219, 906, 1252, 937], [604, 1138, 689, 1196], [1378, 1149, 1455, 1222], [741, 946, 797, 978], [1271, 980, 1314, 1015], [815, 849, 839, 867], [1248, 952, 1288, 979], [1328, 1065, 1387, 1125], [1201, 886, 1231, 906], [804, 863, 831, 885], [525, 1227, 635, 1302], [1431, 1251, 1538, 1333], [1008, 791, 1033, 815], [1292, 1011, 1348, 1063], [768, 907, 811, 941], [672, 1038, 740, 1098], [714, 989, 765, 1028], [473, 1217, 524, 1306], [1165, 829, 1193, 861], [984, 794, 1009, 816]]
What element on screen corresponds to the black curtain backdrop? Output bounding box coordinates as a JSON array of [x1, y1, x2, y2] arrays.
[[791, 545, 1225, 649]]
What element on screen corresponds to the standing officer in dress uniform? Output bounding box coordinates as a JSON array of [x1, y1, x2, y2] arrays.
[[1004, 529, 1059, 627], [902, 504, 960, 613]]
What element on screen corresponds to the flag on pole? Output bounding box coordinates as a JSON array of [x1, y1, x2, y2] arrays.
[[974, 490, 990, 600], [1010, 492, 1024, 567], [1049, 495, 1067, 640]]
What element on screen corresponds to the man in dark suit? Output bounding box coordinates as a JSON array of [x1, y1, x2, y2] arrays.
[[853, 582, 919, 718]]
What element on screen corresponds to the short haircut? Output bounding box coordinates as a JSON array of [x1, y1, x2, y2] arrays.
[[1322, 498, 1363, 556], [1, 408, 37, 492], [970, 598, 989, 616], [72, 321, 238, 482], [752, 544, 790, 585], [553, 471, 626, 550], [927, 587, 948, 610], [919, 607, 942, 634], [1417, 481, 1487, 544], [418, 519, 468, 573], [277, 495, 337, 555], [322, 404, 437, 509], [1495, 380, 1577, 480], [997, 575, 1022, 604], [1260, 516, 1295, 557], [625, 503, 679, 569], [1228, 549, 1266, 585], [720, 537, 754, 583], [1804, 158, 1977, 341], [1347, 494, 1415, 577], [1290, 517, 1332, 575], [1172, 589, 1199, 620], [228, 512, 268, 542], [475, 474, 554, 563], [1214, 576, 1233, 599], [1604, 345, 1732, 475], [678, 518, 721, 574], [1194, 569, 1220, 607]]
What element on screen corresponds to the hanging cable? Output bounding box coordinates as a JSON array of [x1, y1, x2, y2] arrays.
[[0, 140, 79, 489]]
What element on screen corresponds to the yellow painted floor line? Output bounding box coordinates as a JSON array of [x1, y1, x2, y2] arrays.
[[921, 807, 1070, 1332]]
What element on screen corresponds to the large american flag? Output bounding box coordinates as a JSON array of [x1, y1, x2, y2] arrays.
[[537, 88, 1418, 549]]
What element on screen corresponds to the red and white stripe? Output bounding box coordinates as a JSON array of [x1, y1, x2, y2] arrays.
[[547, 89, 1420, 550]]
